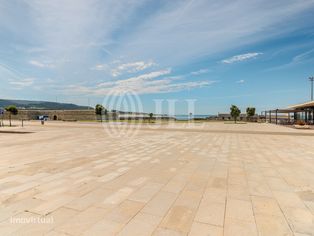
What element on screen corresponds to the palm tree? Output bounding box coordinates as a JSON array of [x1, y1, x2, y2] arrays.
[[5, 105, 18, 127]]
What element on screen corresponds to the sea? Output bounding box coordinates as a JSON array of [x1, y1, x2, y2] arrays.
[[174, 114, 214, 120]]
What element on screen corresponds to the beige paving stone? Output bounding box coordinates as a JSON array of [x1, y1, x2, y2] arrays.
[[55, 206, 110, 235], [103, 199, 144, 224], [12, 207, 78, 236], [153, 227, 186, 236], [195, 201, 225, 226], [103, 187, 134, 206], [1, 122, 314, 235], [224, 217, 258, 236], [0, 211, 35, 235], [65, 188, 113, 211], [189, 222, 223, 236], [202, 188, 227, 204], [160, 189, 204, 234], [248, 181, 273, 197], [162, 179, 187, 194], [227, 184, 250, 201], [254, 214, 293, 236], [281, 207, 314, 235], [117, 212, 162, 236], [128, 182, 164, 203], [251, 196, 283, 216], [266, 177, 293, 192], [31, 194, 75, 215], [82, 218, 124, 236], [273, 191, 307, 209], [141, 190, 177, 217], [0, 197, 44, 222], [1, 181, 40, 195], [207, 177, 227, 189], [45, 230, 72, 236], [225, 199, 255, 222]]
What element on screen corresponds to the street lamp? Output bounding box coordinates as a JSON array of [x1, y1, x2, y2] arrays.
[[309, 77, 314, 101]]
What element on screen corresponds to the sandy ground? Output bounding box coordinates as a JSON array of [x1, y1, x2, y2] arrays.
[[0, 121, 314, 235]]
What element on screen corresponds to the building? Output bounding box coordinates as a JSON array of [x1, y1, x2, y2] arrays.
[[263, 100, 314, 125]]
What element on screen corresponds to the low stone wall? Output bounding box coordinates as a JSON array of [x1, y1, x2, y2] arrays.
[[2, 109, 97, 121]]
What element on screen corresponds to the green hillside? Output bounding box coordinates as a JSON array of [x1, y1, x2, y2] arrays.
[[0, 99, 91, 110]]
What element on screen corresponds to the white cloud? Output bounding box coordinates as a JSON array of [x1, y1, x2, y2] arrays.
[[9, 78, 35, 88], [190, 69, 210, 75], [111, 61, 156, 77], [222, 53, 263, 64], [64, 69, 214, 95], [91, 64, 109, 71], [91, 61, 156, 77], [236, 79, 245, 84], [29, 60, 55, 68], [266, 49, 314, 71], [1, 0, 314, 98]]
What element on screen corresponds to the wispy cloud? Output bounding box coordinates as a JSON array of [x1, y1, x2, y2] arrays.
[[29, 60, 55, 68], [190, 69, 210, 75], [236, 79, 245, 84], [222, 53, 263, 64], [265, 49, 314, 71], [1, 0, 314, 104], [91, 64, 109, 71], [91, 60, 156, 77], [9, 78, 35, 88], [111, 61, 156, 77], [64, 69, 214, 95]]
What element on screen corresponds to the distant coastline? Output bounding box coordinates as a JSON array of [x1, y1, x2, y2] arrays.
[[175, 114, 214, 120]]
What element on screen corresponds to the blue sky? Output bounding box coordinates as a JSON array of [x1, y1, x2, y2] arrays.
[[1, 0, 314, 114]]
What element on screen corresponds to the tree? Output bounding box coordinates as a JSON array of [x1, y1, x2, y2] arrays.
[[95, 104, 104, 122], [230, 105, 241, 123], [149, 113, 154, 122], [104, 108, 108, 120], [246, 107, 256, 122], [5, 105, 18, 127]]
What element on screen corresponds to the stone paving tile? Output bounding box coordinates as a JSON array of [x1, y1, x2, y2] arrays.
[[127, 182, 164, 203], [117, 212, 162, 236], [141, 190, 177, 217], [1, 122, 314, 235], [102, 200, 144, 224], [254, 214, 293, 236], [224, 217, 258, 236], [195, 201, 225, 226], [55, 206, 110, 235], [189, 222, 223, 236], [225, 199, 255, 222], [251, 196, 283, 216]]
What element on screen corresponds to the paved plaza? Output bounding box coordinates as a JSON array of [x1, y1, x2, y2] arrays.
[[0, 121, 314, 235]]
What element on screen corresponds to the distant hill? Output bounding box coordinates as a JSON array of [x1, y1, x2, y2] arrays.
[[0, 99, 92, 110]]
